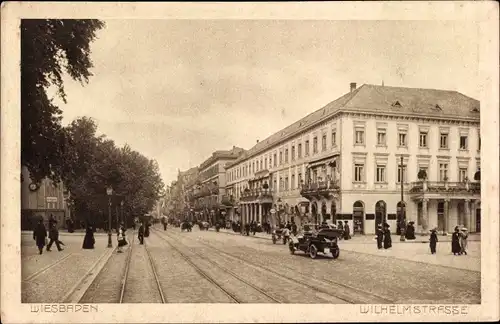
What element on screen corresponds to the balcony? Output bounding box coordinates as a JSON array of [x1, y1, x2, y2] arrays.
[[240, 188, 274, 202], [409, 180, 480, 198], [300, 179, 340, 200]]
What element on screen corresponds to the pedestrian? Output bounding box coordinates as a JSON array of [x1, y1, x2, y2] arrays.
[[144, 222, 150, 237], [291, 222, 298, 236], [337, 221, 344, 240], [82, 224, 95, 249], [343, 221, 351, 240], [117, 226, 128, 253], [451, 226, 461, 255], [460, 227, 469, 255], [33, 219, 47, 255], [429, 228, 438, 254], [405, 221, 416, 240], [383, 223, 392, 249], [138, 222, 145, 245], [376, 224, 384, 249], [47, 222, 64, 252]]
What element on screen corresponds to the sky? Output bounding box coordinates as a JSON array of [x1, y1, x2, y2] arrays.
[[53, 20, 480, 185]]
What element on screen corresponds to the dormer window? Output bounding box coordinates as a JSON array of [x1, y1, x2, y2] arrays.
[[392, 101, 401, 107], [471, 107, 479, 113], [434, 104, 442, 110]]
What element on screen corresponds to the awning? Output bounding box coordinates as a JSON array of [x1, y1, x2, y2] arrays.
[[307, 155, 339, 169]]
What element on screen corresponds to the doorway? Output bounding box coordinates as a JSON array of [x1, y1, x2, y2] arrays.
[[353, 200, 364, 234], [375, 200, 386, 232]]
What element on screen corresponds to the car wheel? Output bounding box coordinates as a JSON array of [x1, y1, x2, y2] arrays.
[[289, 243, 295, 254], [309, 244, 318, 259], [332, 248, 340, 259]]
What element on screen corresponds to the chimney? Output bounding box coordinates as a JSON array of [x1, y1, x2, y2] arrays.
[[256, 139, 259, 143], [350, 82, 357, 92]]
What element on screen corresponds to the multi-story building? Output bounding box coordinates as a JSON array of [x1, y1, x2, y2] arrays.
[[188, 146, 244, 223], [226, 83, 481, 235], [21, 166, 71, 230]]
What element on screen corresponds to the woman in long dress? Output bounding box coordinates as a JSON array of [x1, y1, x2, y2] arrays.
[[460, 228, 469, 255], [82, 225, 95, 249], [451, 226, 461, 255], [33, 219, 47, 255], [383, 223, 392, 249], [117, 227, 127, 253]]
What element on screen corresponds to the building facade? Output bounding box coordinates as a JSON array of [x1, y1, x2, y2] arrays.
[[21, 166, 70, 230], [187, 147, 244, 223], [225, 83, 481, 235]]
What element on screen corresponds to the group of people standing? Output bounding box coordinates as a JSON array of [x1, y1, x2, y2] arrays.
[[450, 226, 469, 255], [32, 218, 65, 254], [376, 223, 392, 249]]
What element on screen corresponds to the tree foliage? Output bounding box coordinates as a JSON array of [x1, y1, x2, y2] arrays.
[[63, 118, 165, 226], [21, 19, 105, 183]]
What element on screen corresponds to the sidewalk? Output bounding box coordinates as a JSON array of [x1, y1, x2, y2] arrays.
[[21, 230, 111, 236], [207, 228, 480, 244]]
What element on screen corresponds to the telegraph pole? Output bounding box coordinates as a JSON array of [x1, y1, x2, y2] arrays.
[[400, 156, 406, 241]]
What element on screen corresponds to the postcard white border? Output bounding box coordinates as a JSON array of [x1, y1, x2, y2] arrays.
[[1, 1, 499, 323]]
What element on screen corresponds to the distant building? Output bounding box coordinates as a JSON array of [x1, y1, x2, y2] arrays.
[[225, 83, 481, 234], [21, 166, 70, 230]]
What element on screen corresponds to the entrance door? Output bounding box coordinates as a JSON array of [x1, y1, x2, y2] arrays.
[[375, 201, 386, 232], [353, 201, 364, 234]]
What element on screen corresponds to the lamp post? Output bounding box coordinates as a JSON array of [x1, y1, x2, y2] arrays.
[[106, 187, 113, 248], [399, 156, 406, 242]]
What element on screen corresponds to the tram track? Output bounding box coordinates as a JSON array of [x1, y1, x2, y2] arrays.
[[168, 229, 394, 304], [24, 253, 74, 282], [156, 229, 349, 303]]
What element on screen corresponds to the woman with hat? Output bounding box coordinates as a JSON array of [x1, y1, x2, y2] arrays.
[[451, 226, 462, 255], [383, 223, 392, 249], [405, 221, 416, 240], [460, 227, 469, 255], [429, 228, 438, 254]]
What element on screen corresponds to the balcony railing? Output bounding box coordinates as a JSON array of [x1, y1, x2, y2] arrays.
[[301, 179, 340, 191], [241, 188, 274, 200], [409, 180, 480, 194]]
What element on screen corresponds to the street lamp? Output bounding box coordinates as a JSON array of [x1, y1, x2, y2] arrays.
[[106, 187, 113, 248], [399, 156, 406, 242]]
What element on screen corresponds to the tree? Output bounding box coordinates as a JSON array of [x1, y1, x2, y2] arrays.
[[21, 19, 105, 183]]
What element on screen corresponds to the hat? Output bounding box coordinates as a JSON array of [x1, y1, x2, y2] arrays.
[[377, 224, 382, 228], [461, 227, 468, 231]]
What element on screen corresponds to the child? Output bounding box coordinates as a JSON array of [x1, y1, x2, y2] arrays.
[[429, 228, 438, 254]]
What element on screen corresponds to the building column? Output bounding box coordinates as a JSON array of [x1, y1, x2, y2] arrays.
[[422, 198, 429, 231], [259, 204, 262, 223], [464, 199, 470, 230], [443, 199, 449, 235]]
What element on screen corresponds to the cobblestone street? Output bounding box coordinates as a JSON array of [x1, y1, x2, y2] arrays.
[[21, 225, 480, 304]]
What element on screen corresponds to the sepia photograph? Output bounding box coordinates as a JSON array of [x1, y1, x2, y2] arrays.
[[1, 2, 499, 323]]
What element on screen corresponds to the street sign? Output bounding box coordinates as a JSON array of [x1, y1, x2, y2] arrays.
[[46, 197, 58, 203]]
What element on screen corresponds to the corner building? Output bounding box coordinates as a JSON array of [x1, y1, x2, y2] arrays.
[[226, 83, 481, 235]]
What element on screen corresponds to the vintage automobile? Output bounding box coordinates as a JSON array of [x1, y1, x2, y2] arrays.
[[288, 227, 341, 259], [181, 221, 192, 232]]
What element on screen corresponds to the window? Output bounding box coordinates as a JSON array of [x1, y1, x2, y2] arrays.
[[322, 134, 327, 151], [332, 130, 337, 146], [397, 165, 407, 183], [279, 151, 283, 164], [459, 168, 468, 182], [273, 153, 277, 167], [354, 164, 364, 182], [439, 163, 449, 181], [285, 149, 289, 163], [355, 130, 364, 144], [460, 136, 468, 150], [440, 133, 448, 149], [273, 179, 277, 190], [291, 174, 295, 189], [298, 143, 302, 158], [377, 130, 386, 145], [478, 135, 481, 151], [298, 173, 302, 186], [305, 140, 310, 156], [419, 132, 428, 148], [264, 158, 267, 170], [260, 160, 263, 170], [252, 162, 255, 174], [313, 169, 318, 182], [398, 132, 407, 147], [285, 177, 289, 191], [376, 165, 386, 183], [291, 146, 295, 161], [313, 137, 318, 153], [279, 177, 283, 190]]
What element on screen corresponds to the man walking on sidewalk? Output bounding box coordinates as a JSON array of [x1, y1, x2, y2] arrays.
[[33, 219, 47, 255], [47, 223, 64, 252]]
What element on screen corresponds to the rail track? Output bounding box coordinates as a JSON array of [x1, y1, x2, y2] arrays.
[[167, 228, 394, 304], [24, 253, 74, 282]]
